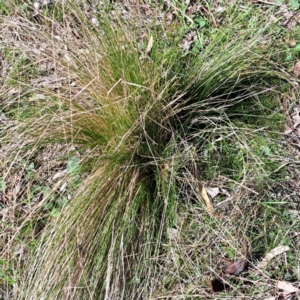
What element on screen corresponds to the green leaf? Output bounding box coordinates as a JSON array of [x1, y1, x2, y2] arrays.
[[285, 53, 293, 62], [260, 146, 271, 156], [179, 25, 189, 34], [51, 208, 60, 217], [181, 3, 187, 13], [44, 202, 54, 210], [284, 272, 293, 281], [293, 44, 300, 53], [59, 197, 68, 206], [0, 180, 6, 191], [25, 162, 35, 171], [194, 18, 206, 28], [0, 2, 10, 15], [195, 32, 205, 49], [42, 186, 50, 197], [66, 156, 81, 175], [289, 0, 300, 10]]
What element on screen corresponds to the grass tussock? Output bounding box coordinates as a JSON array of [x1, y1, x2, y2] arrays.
[[1, 1, 299, 299]]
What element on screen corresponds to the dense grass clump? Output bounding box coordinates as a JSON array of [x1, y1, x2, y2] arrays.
[[1, 2, 299, 299]]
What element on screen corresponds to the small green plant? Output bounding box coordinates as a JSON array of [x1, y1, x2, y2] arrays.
[[289, 0, 300, 10], [4, 50, 38, 85], [0, 1, 9, 15], [0, 259, 15, 285]]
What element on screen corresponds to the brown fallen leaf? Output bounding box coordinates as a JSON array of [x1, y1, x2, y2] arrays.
[[226, 240, 248, 274], [224, 257, 247, 276], [192, 147, 216, 217], [211, 240, 249, 292]]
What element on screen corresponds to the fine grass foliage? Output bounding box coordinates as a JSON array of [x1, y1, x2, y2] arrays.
[[1, 1, 299, 299]]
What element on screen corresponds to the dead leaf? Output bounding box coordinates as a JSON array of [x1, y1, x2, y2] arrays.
[[192, 147, 216, 217], [257, 246, 290, 269], [52, 171, 67, 181], [266, 281, 300, 300], [277, 281, 300, 293], [206, 187, 220, 198], [211, 240, 248, 292], [199, 185, 215, 215], [224, 258, 246, 276], [293, 61, 300, 77], [225, 240, 248, 275], [145, 35, 153, 54]]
